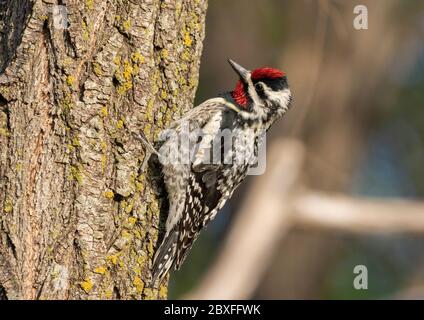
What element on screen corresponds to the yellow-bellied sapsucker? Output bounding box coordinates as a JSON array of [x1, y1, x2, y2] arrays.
[[140, 59, 293, 283]]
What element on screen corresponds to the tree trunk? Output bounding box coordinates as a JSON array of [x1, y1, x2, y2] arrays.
[[0, 0, 207, 300]]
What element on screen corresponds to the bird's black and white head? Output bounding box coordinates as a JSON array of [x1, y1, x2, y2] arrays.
[[228, 59, 292, 127]]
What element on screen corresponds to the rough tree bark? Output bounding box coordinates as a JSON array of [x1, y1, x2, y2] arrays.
[[0, 0, 207, 300]]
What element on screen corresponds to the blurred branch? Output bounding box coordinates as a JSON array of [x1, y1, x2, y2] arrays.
[[187, 139, 424, 300], [293, 192, 424, 234]]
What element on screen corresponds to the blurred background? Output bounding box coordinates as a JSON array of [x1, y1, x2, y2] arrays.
[[170, 0, 424, 299]]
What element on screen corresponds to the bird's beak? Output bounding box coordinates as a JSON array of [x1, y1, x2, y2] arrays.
[[228, 59, 250, 84]]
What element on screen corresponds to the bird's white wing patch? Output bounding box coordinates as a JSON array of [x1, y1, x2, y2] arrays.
[[192, 110, 223, 169]]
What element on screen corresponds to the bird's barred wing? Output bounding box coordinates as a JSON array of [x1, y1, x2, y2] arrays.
[[175, 111, 247, 267], [189, 98, 240, 171], [175, 170, 222, 269], [174, 99, 239, 269], [175, 162, 250, 269], [158, 97, 241, 271]]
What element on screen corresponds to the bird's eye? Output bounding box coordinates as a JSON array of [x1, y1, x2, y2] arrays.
[[255, 82, 264, 94]]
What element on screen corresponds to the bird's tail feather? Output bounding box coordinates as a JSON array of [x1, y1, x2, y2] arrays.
[[151, 230, 178, 284]]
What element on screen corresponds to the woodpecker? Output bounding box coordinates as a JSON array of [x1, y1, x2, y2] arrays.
[[143, 59, 293, 283]]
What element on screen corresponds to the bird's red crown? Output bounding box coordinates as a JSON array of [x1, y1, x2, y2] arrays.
[[251, 67, 285, 81]]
